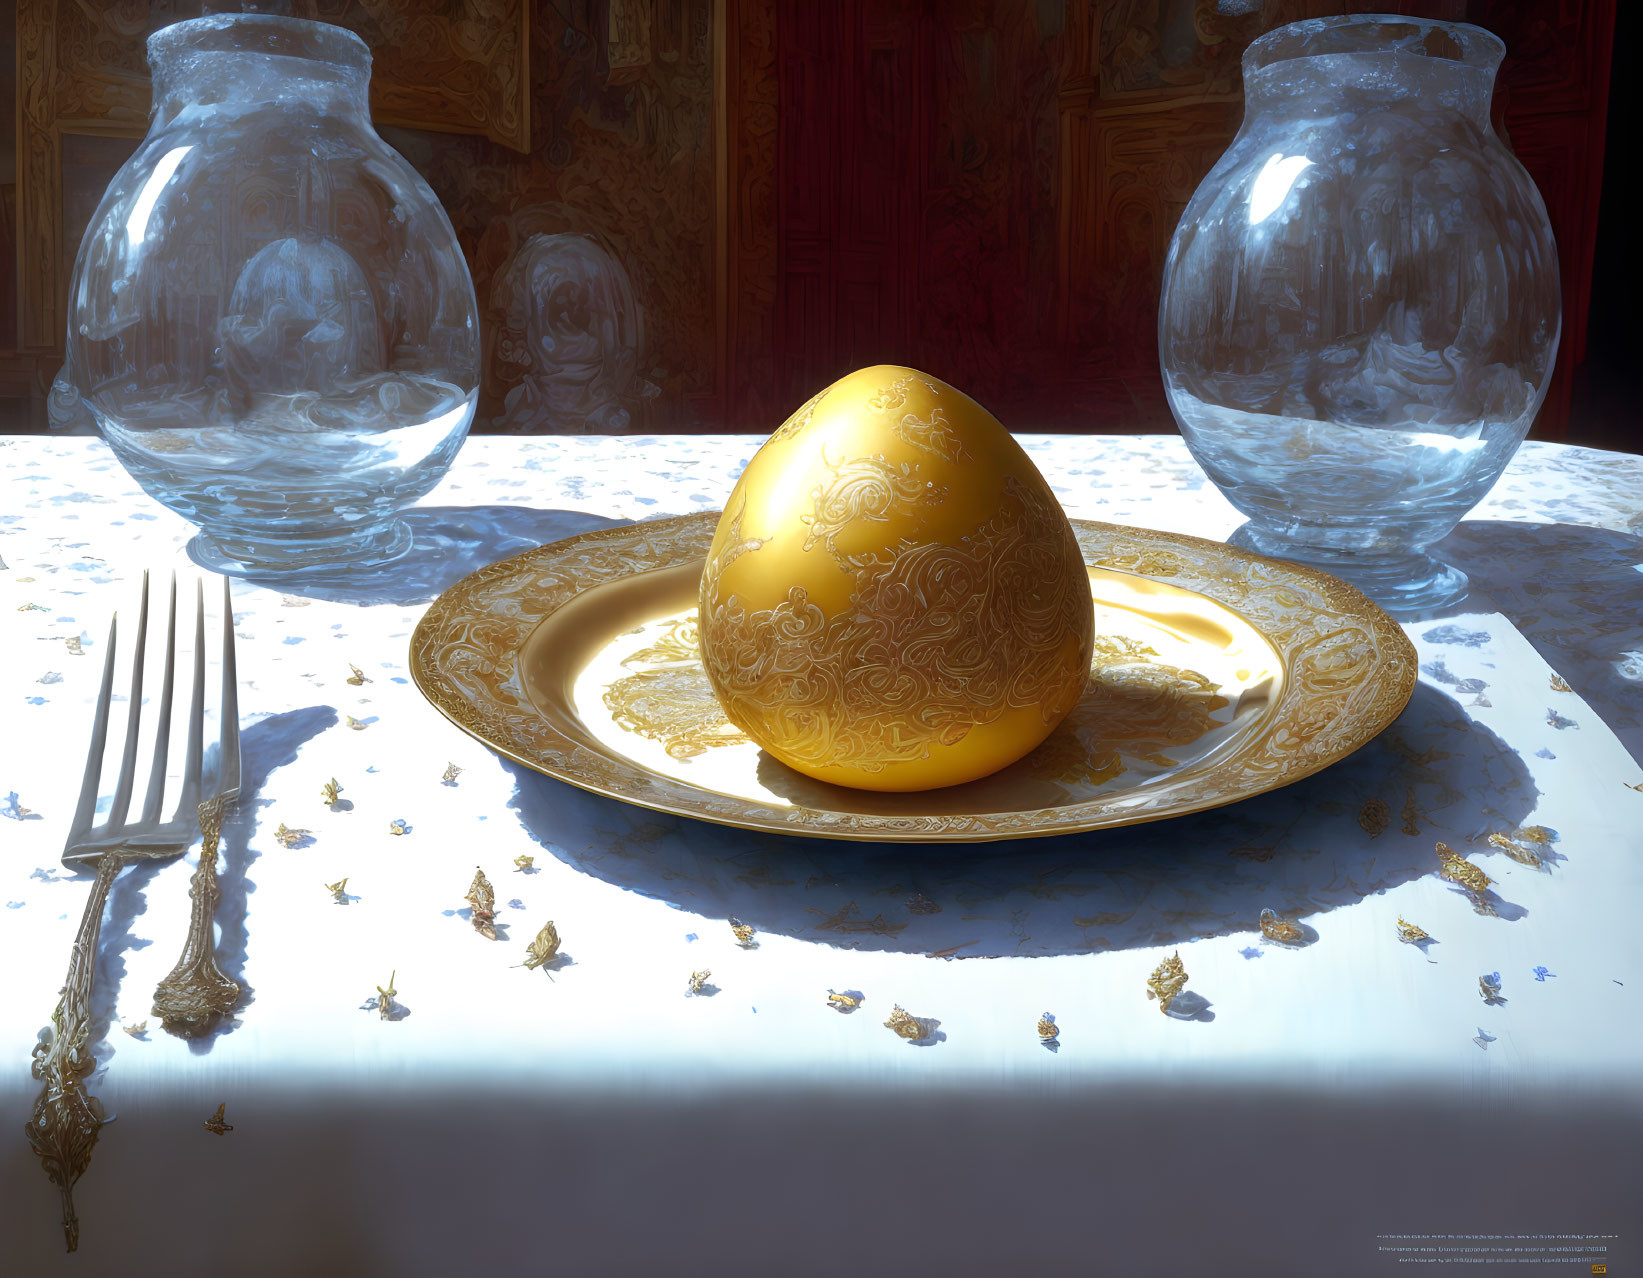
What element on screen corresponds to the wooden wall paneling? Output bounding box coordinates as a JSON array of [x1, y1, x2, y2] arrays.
[[1471, 0, 1616, 438], [722, 0, 778, 429]]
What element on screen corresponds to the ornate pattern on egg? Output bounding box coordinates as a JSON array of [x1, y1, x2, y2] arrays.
[[698, 365, 1096, 792]]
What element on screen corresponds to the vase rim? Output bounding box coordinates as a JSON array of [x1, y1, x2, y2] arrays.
[[1245, 14, 1505, 79], [147, 13, 370, 77]]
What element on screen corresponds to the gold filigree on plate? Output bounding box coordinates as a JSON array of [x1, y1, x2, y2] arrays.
[[409, 513, 1416, 843]]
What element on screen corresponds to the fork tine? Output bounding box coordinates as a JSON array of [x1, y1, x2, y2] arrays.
[[174, 577, 206, 821], [65, 612, 120, 848], [137, 573, 178, 827], [218, 575, 241, 798], [102, 572, 149, 834]]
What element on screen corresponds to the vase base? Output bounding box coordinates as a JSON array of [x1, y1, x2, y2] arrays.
[[189, 519, 414, 582], [1227, 524, 1469, 614]]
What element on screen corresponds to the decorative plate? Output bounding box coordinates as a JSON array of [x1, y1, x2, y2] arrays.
[[410, 513, 1416, 842]]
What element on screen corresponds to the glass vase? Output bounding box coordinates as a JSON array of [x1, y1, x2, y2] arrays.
[[64, 14, 480, 578], [1158, 15, 1560, 611]]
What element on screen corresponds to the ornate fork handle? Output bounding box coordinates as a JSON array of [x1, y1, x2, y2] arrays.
[[26, 849, 127, 1253], [152, 796, 241, 1037]]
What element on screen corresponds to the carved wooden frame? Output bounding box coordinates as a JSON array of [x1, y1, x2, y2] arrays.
[[13, 0, 530, 359]]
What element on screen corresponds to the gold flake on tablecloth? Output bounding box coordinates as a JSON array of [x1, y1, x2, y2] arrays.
[[1396, 916, 1431, 944], [1549, 673, 1573, 693], [1037, 1013, 1060, 1042], [1146, 952, 1187, 1014], [884, 1004, 934, 1040], [687, 969, 712, 995], [826, 990, 860, 1010], [346, 664, 371, 685], [64, 636, 82, 655], [730, 919, 756, 948], [466, 867, 497, 939], [521, 922, 561, 970], [274, 823, 311, 848], [203, 1104, 233, 1135], [442, 763, 463, 784], [1259, 908, 1303, 944], [1517, 825, 1553, 843], [1487, 832, 1542, 868], [325, 877, 349, 902], [321, 778, 342, 806], [346, 715, 367, 731], [1436, 842, 1492, 893], [513, 854, 534, 872], [121, 1020, 147, 1038], [376, 972, 397, 1020], [388, 819, 410, 836]]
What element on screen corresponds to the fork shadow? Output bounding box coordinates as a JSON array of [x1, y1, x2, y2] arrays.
[[87, 706, 336, 1064]]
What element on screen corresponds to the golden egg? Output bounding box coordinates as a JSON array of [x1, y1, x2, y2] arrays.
[[698, 365, 1094, 792]]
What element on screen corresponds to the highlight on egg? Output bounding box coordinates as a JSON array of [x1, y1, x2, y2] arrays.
[[697, 364, 1095, 792]]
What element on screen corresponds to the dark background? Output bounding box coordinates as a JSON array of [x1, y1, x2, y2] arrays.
[[1, 0, 1635, 452]]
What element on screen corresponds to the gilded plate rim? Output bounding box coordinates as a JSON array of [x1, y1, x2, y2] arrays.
[[410, 512, 1417, 843]]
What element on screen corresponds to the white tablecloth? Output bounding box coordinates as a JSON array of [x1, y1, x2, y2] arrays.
[[2, 435, 1641, 1275]]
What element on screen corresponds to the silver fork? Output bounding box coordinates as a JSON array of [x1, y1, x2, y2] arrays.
[[152, 576, 242, 1037], [24, 572, 239, 1253]]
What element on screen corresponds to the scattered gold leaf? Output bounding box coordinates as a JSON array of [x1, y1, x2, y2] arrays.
[[442, 763, 463, 784], [1436, 841, 1492, 893], [883, 1004, 932, 1040], [376, 971, 397, 1020], [522, 921, 561, 970], [324, 877, 349, 901], [513, 854, 534, 872], [321, 777, 342, 805], [1517, 825, 1552, 843], [121, 1020, 147, 1037], [730, 920, 756, 947], [346, 663, 372, 686], [1549, 673, 1572, 693], [687, 969, 712, 995], [203, 1103, 233, 1136], [274, 823, 311, 848], [826, 990, 859, 1010], [1487, 832, 1541, 868], [1396, 915, 1430, 944], [64, 636, 83, 655], [345, 715, 367, 731], [1037, 1013, 1059, 1042], [466, 867, 497, 939], [1145, 951, 1188, 1014], [1259, 908, 1303, 944]]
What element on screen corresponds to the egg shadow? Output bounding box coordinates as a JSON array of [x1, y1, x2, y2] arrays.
[[504, 682, 1537, 959]]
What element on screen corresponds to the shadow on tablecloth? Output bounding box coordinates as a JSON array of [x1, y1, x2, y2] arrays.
[[86, 705, 336, 1062], [1438, 519, 1643, 767], [202, 505, 629, 608], [506, 683, 1538, 959]]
